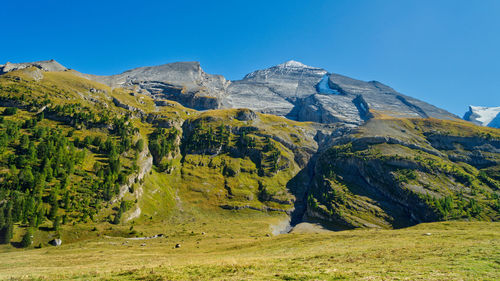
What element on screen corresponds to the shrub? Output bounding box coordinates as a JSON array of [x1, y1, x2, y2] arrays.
[[3, 107, 17, 116], [134, 139, 144, 152]]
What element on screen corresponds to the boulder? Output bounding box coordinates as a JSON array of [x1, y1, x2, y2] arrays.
[[49, 239, 62, 247], [235, 109, 258, 121]]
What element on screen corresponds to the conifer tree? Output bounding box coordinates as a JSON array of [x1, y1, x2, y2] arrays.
[[20, 228, 33, 248], [113, 208, 122, 225], [53, 216, 60, 231], [0, 208, 4, 229], [48, 200, 59, 221], [35, 205, 45, 227], [0, 208, 13, 244]]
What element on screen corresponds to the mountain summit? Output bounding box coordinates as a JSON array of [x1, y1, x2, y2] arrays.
[[278, 60, 312, 68]]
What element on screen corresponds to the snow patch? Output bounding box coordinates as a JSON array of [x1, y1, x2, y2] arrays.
[[317, 74, 340, 95], [278, 60, 309, 68], [469, 106, 500, 126]]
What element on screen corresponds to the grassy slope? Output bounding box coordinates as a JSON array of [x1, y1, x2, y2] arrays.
[[308, 117, 500, 229], [0, 69, 318, 249]]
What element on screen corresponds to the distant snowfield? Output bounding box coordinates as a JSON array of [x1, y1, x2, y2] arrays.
[[470, 106, 500, 126]]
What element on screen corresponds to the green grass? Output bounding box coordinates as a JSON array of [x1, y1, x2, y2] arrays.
[[134, 170, 176, 222]]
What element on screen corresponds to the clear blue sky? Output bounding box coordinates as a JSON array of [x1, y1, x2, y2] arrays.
[[1, 0, 499, 116]]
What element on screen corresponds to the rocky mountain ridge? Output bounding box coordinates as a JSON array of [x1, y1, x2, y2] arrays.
[[0, 59, 460, 126]]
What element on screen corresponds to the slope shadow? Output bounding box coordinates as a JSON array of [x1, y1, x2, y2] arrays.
[[285, 154, 319, 227]]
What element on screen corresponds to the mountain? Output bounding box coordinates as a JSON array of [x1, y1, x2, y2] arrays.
[[0, 59, 498, 252], [308, 118, 500, 228], [74, 59, 458, 125], [226, 60, 457, 125], [1, 60, 459, 125], [464, 106, 500, 128]]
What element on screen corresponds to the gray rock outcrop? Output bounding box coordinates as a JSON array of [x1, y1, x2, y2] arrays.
[[0, 60, 67, 74], [81, 62, 230, 110], [77, 59, 458, 125]]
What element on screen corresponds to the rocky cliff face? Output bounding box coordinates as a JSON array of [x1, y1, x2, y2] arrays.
[[223, 61, 327, 116], [81, 61, 230, 110], [464, 106, 500, 128]]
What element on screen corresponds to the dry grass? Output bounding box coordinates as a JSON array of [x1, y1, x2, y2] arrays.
[[0, 211, 498, 280]]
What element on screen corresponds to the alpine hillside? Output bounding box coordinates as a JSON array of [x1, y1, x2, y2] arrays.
[[0, 59, 498, 254]]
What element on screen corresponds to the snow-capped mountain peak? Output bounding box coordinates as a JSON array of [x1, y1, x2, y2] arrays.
[[243, 60, 327, 81], [277, 60, 310, 69], [463, 105, 500, 128]]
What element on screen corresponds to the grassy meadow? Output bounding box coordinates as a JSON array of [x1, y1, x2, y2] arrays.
[[0, 205, 498, 280]]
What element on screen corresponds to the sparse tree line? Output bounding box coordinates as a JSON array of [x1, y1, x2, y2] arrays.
[[167, 121, 284, 177], [0, 81, 134, 130], [182, 121, 230, 154], [149, 127, 179, 171]]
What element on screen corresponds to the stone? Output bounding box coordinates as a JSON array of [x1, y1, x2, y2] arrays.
[[235, 108, 258, 121], [49, 239, 62, 246]]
